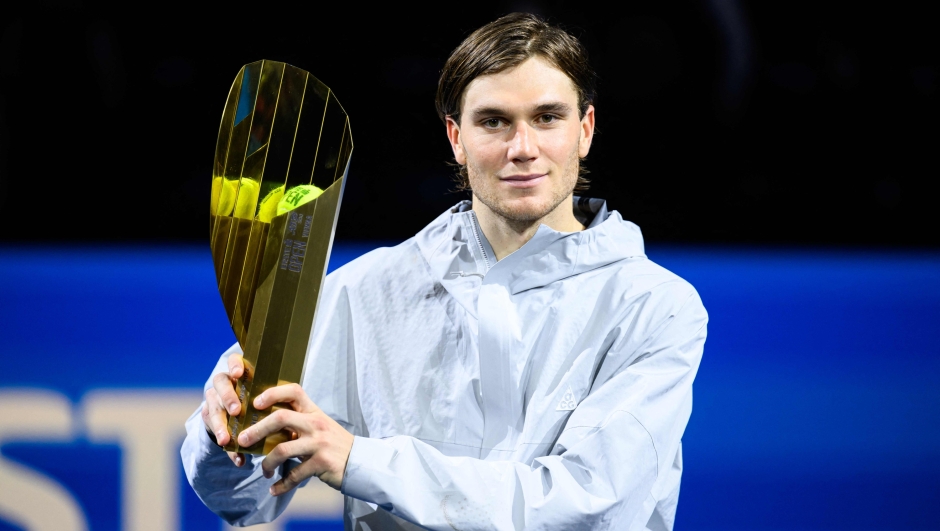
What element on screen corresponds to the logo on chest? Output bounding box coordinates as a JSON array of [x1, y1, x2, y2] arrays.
[[556, 385, 578, 411]]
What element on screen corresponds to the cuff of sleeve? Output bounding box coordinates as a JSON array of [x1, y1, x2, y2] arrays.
[[340, 436, 396, 503]]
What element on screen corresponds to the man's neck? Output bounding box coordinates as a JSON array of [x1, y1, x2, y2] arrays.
[[472, 194, 585, 261]]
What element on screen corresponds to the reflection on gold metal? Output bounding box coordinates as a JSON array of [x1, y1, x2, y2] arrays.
[[209, 60, 353, 455]]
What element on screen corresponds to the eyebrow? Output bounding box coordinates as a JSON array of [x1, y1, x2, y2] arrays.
[[467, 101, 574, 121], [532, 102, 573, 115]]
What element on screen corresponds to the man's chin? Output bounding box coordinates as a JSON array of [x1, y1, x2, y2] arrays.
[[481, 195, 559, 223]]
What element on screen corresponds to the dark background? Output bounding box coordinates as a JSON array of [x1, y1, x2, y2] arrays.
[[1, 1, 935, 246]]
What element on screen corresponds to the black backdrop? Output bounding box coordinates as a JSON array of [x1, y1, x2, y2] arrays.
[[0, 1, 936, 246]]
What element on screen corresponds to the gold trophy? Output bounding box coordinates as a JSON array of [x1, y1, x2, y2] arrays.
[[210, 60, 352, 455]]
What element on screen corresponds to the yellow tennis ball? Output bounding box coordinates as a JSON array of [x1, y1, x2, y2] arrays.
[[210, 176, 223, 215], [257, 185, 285, 223], [212, 177, 240, 216], [233, 178, 260, 219], [277, 185, 323, 216]]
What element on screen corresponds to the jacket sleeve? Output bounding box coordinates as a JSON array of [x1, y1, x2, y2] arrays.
[[341, 287, 707, 530], [179, 343, 308, 527], [180, 267, 360, 527]]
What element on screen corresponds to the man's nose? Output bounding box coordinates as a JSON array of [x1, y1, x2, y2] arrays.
[[506, 123, 538, 163]]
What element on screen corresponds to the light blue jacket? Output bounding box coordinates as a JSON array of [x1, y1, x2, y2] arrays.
[[182, 199, 708, 530]]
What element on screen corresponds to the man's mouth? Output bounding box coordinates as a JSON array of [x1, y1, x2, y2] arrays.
[[499, 173, 547, 188]]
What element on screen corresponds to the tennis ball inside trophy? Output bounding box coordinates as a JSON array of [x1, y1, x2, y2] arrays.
[[234, 179, 260, 219], [211, 177, 261, 218], [257, 186, 285, 223], [211, 177, 237, 215], [277, 185, 323, 216]]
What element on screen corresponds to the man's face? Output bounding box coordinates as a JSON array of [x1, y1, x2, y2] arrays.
[[446, 57, 595, 223]]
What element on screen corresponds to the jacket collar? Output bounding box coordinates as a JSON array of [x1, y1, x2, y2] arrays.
[[414, 198, 646, 311]]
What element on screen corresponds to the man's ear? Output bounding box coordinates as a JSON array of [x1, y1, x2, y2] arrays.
[[578, 105, 596, 159], [445, 116, 467, 165]]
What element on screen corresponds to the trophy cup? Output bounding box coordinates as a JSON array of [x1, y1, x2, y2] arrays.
[[209, 60, 352, 455]]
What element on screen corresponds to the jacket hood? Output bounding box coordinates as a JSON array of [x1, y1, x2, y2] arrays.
[[415, 198, 646, 314]]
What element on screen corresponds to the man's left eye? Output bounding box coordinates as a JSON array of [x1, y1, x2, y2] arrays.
[[539, 115, 557, 124]]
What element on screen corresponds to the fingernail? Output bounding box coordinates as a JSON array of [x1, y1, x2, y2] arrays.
[[216, 430, 225, 441], [269, 486, 276, 496], [235, 456, 243, 466], [227, 403, 238, 414]]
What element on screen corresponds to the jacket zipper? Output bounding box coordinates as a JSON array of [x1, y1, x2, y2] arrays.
[[469, 212, 491, 273]]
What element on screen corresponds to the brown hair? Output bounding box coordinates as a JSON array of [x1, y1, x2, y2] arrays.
[[436, 13, 597, 191]]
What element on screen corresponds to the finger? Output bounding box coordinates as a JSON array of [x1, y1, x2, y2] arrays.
[[253, 383, 317, 413], [227, 451, 246, 467], [201, 402, 215, 439], [227, 353, 245, 379], [212, 371, 241, 416], [270, 457, 320, 496], [261, 439, 310, 478], [204, 389, 232, 446], [238, 408, 305, 447]]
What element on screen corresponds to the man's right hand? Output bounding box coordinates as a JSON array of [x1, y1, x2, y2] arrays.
[[202, 353, 247, 467]]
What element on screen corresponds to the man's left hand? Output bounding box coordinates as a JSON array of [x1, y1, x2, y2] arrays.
[[236, 383, 354, 495]]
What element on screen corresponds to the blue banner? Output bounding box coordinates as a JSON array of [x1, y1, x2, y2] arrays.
[[1, 244, 938, 530]]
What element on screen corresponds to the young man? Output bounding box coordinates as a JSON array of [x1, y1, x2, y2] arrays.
[[183, 13, 707, 531]]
